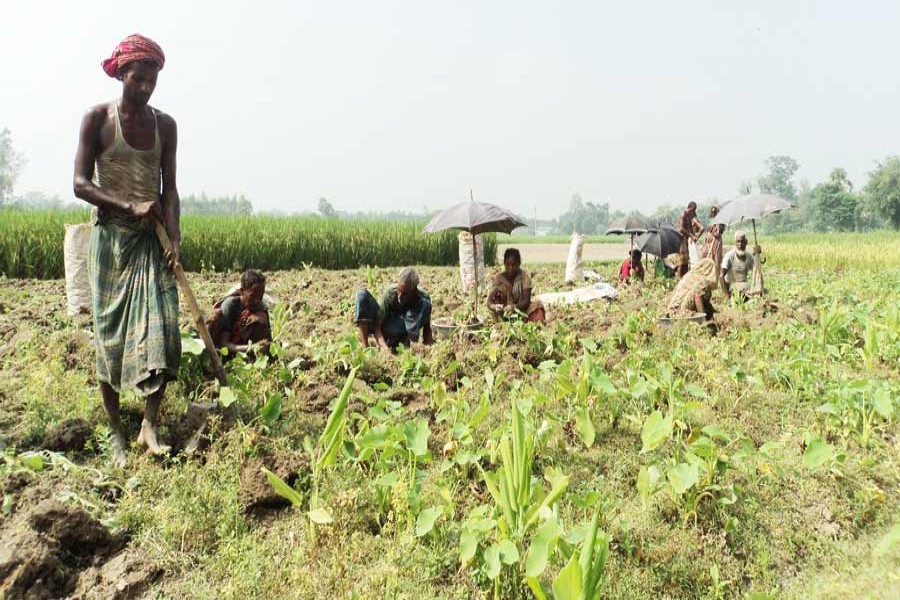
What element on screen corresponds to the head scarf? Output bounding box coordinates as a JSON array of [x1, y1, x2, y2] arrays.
[[102, 34, 165, 78]]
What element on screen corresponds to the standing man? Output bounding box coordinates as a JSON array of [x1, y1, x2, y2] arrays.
[[73, 34, 181, 466], [677, 201, 704, 279], [721, 230, 755, 301]]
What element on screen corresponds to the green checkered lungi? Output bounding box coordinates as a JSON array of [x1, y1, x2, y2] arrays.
[[88, 218, 181, 395]]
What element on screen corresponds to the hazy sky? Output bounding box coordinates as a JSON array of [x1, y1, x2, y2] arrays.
[[3, 0, 899, 218]]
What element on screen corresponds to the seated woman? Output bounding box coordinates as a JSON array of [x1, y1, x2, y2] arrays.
[[355, 267, 433, 351], [206, 269, 272, 355], [665, 258, 718, 321], [487, 248, 545, 323], [618, 249, 645, 283]]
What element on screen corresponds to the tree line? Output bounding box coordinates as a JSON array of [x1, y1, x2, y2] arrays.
[[3, 129, 899, 230]]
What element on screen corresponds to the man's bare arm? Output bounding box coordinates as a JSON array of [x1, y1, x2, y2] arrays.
[[158, 112, 181, 266], [73, 106, 134, 214]]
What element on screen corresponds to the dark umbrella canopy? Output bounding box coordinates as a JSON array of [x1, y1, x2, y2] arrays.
[[635, 223, 683, 257], [422, 201, 528, 236], [605, 216, 656, 235], [711, 194, 792, 226]]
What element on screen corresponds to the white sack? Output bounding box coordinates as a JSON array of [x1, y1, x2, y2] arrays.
[[565, 232, 585, 284], [64, 224, 93, 316]]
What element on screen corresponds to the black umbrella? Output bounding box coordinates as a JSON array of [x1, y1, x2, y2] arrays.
[[423, 198, 528, 319], [635, 223, 683, 258]]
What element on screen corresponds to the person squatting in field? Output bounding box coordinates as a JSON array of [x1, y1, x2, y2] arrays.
[[355, 267, 434, 351], [487, 248, 546, 323], [721, 230, 758, 302], [73, 34, 181, 467], [665, 257, 719, 322], [206, 269, 272, 356], [618, 249, 645, 284], [677, 201, 704, 279]]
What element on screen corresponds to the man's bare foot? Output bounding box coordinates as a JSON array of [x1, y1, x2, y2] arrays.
[[136, 420, 171, 456], [110, 429, 128, 468]]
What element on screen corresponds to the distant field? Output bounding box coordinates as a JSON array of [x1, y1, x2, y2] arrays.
[[502, 234, 622, 245]]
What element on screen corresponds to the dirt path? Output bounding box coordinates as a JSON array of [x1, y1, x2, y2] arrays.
[[497, 243, 628, 264]]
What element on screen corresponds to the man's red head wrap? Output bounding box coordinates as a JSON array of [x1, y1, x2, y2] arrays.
[[102, 34, 165, 78]]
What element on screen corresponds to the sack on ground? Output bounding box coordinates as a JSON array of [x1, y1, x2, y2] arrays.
[[64, 223, 92, 316], [565, 232, 585, 284], [458, 232, 485, 292]]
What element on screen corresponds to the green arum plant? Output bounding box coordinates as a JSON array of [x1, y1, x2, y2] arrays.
[[816, 378, 896, 447], [459, 397, 570, 597], [264, 367, 358, 537], [551, 353, 619, 447], [433, 372, 494, 472], [526, 505, 610, 600], [348, 388, 434, 528]]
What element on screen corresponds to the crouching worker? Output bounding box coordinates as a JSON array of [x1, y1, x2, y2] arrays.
[[618, 249, 645, 284], [355, 267, 433, 351], [206, 269, 272, 355], [665, 258, 719, 322], [487, 248, 545, 322]]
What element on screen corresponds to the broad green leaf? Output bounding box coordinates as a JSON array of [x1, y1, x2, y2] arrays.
[[526, 577, 549, 600], [667, 462, 699, 496], [415, 506, 443, 537], [637, 465, 660, 503], [873, 389, 893, 419], [685, 384, 708, 399], [357, 425, 394, 449], [701, 424, 730, 441], [20, 453, 44, 471], [483, 543, 502, 579], [552, 553, 583, 600], [497, 539, 519, 564], [574, 406, 596, 448], [525, 517, 562, 577], [641, 411, 672, 453], [405, 418, 431, 457], [181, 336, 204, 356], [803, 437, 834, 470], [218, 386, 237, 408], [259, 394, 282, 427], [374, 472, 400, 487], [262, 467, 303, 507], [307, 507, 333, 524], [874, 523, 900, 557], [459, 529, 478, 563], [591, 371, 617, 395], [2, 495, 12, 515]]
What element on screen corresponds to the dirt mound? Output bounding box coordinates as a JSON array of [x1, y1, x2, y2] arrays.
[[239, 451, 311, 513], [42, 418, 93, 453], [0, 497, 128, 599], [71, 550, 162, 600]]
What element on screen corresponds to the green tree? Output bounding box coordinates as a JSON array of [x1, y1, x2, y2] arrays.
[[755, 155, 805, 233], [810, 168, 858, 232], [0, 129, 26, 204], [556, 194, 610, 234], [318, 197, 336, 218], [864, 156, 900, 229]]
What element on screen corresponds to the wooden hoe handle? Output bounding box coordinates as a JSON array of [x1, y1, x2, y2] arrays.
[[154, 222, 229, 386]]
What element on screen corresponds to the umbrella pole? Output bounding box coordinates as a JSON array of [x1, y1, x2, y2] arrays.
[[751, 218, 765, 295], [472, 234, 478, 322]]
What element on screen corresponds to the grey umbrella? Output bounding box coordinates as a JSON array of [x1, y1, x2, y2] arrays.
[[635, 223, 682, 258], [423, 199, 528, 319], [605, 216, 656, 235], [711, 193, 792, 296]]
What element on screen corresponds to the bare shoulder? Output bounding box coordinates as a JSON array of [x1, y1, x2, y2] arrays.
[[82, 102, 112, 127], [153, 108, 177, 133]]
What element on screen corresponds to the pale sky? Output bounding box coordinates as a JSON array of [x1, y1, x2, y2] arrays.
[[2, 0, 899, 218]]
